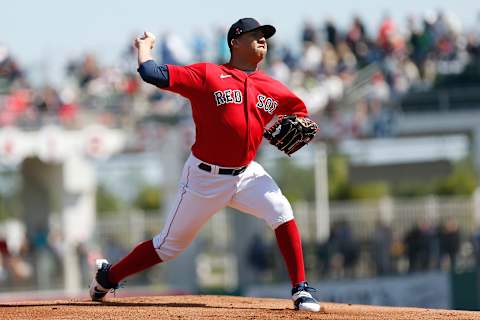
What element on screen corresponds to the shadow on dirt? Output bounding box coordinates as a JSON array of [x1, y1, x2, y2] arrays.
[[0, 302, 207, 308], [0, 301, 286, 311]]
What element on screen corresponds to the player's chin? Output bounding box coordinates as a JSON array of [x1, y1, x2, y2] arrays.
[[255, 49, 267, 60]]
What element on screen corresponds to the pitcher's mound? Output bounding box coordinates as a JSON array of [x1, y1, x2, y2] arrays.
[[1, 295, 479, 320]]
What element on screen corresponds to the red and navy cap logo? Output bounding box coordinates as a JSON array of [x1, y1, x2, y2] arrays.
[[235, 27, 243, 35]]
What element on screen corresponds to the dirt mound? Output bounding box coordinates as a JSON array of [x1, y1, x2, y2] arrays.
[[1, 295, 479, 320]]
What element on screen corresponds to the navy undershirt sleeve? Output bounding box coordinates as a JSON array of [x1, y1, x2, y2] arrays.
[[137, 60, 170, 88]]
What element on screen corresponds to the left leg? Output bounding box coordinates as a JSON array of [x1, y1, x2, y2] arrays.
[[274, 219, 305, 286], [90, 155, 235, 300], [229, 161, 320, 312]]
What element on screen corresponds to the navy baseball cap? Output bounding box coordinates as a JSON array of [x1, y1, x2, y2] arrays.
[[227, 18, 276, 48]]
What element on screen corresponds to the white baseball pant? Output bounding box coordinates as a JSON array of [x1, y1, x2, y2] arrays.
[[152, 153, 294, 262]]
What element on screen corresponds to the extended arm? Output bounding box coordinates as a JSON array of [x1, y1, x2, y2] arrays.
[[137, 60, 169, 88], [134, 31, 169, 88]]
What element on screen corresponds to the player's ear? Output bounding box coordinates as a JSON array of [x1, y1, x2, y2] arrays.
[[231, 38, 239, 49]]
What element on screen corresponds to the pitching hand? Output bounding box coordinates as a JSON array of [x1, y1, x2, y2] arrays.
[[134, 31, 156, 50]]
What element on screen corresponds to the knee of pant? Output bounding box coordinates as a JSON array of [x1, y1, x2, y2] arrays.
[[266, 196, 294, 229], [154, 247, 182, 262], [152, 235, 189, 262], [152, 242, 187, 262], [269, 215, 294, 230]]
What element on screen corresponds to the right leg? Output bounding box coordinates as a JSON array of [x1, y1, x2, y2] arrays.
[[229, 162, 306, 286], [90, 156, 236, 300], [229, 161, 319, 312]]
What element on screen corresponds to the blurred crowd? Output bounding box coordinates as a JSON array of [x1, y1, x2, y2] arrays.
[[1, 11, 480, 138], [0, 216, 476, 289], [248, 216, 480, 282], [0, 221, 128, 290]]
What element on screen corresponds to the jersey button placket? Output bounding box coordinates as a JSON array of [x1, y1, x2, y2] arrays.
[[243, 77, 250, 160]]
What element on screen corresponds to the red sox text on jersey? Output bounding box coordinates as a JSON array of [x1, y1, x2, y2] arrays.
[[213, 90, 278, 115], [165, 62, 307, 167]]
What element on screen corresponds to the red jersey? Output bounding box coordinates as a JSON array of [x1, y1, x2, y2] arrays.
[[165, 62, 308, 167]]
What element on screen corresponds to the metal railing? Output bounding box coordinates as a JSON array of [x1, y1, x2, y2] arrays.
[[1, 193, 479, 293], [400, 86, 480, 113]]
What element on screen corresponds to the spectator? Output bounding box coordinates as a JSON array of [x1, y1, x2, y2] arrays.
[[378, 14, 396, 54], [78, 53, 100, 88], [404, 222, 429, 272], [471, 227, 480, 266], [192, 31, 208, 61], [407, 14, 424, 65], [34, 86, 63, 118], [215, 27, 230, 64], [438, 217, 461, 270], [324, 19, 338, 47], [301, 42, 322, 72], [158, 32, 192, 65], [466, 33, 480, 60], [404, 220, 436, 272], [247, 234, 273, 281], [346, 15, 367, 50], [328, 220, 360, 278], [0, 45, 23, 86], [302, 20, 318, 45], [0, 237, 8, 282], [268, 56, 291, 83], [372, 220, 393, 275]]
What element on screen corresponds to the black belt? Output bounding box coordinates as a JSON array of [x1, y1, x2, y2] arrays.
[[198, 163, 247, 176]]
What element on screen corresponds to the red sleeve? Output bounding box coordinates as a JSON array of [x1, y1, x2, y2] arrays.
[[164, 63, 207, 99], [276, 84, 308, 117]]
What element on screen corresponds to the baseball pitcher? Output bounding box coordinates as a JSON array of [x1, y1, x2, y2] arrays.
[[90, 18, 320, 312]]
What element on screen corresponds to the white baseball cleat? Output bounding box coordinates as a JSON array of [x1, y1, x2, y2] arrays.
[[291, 282, 321, 312], [89, 259, 118, 301]]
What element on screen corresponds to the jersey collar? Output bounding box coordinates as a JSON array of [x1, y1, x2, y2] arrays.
[[222, 63, 260, 78]]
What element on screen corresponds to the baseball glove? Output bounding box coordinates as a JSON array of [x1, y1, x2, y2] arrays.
[[263, 115, 319, 156]]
